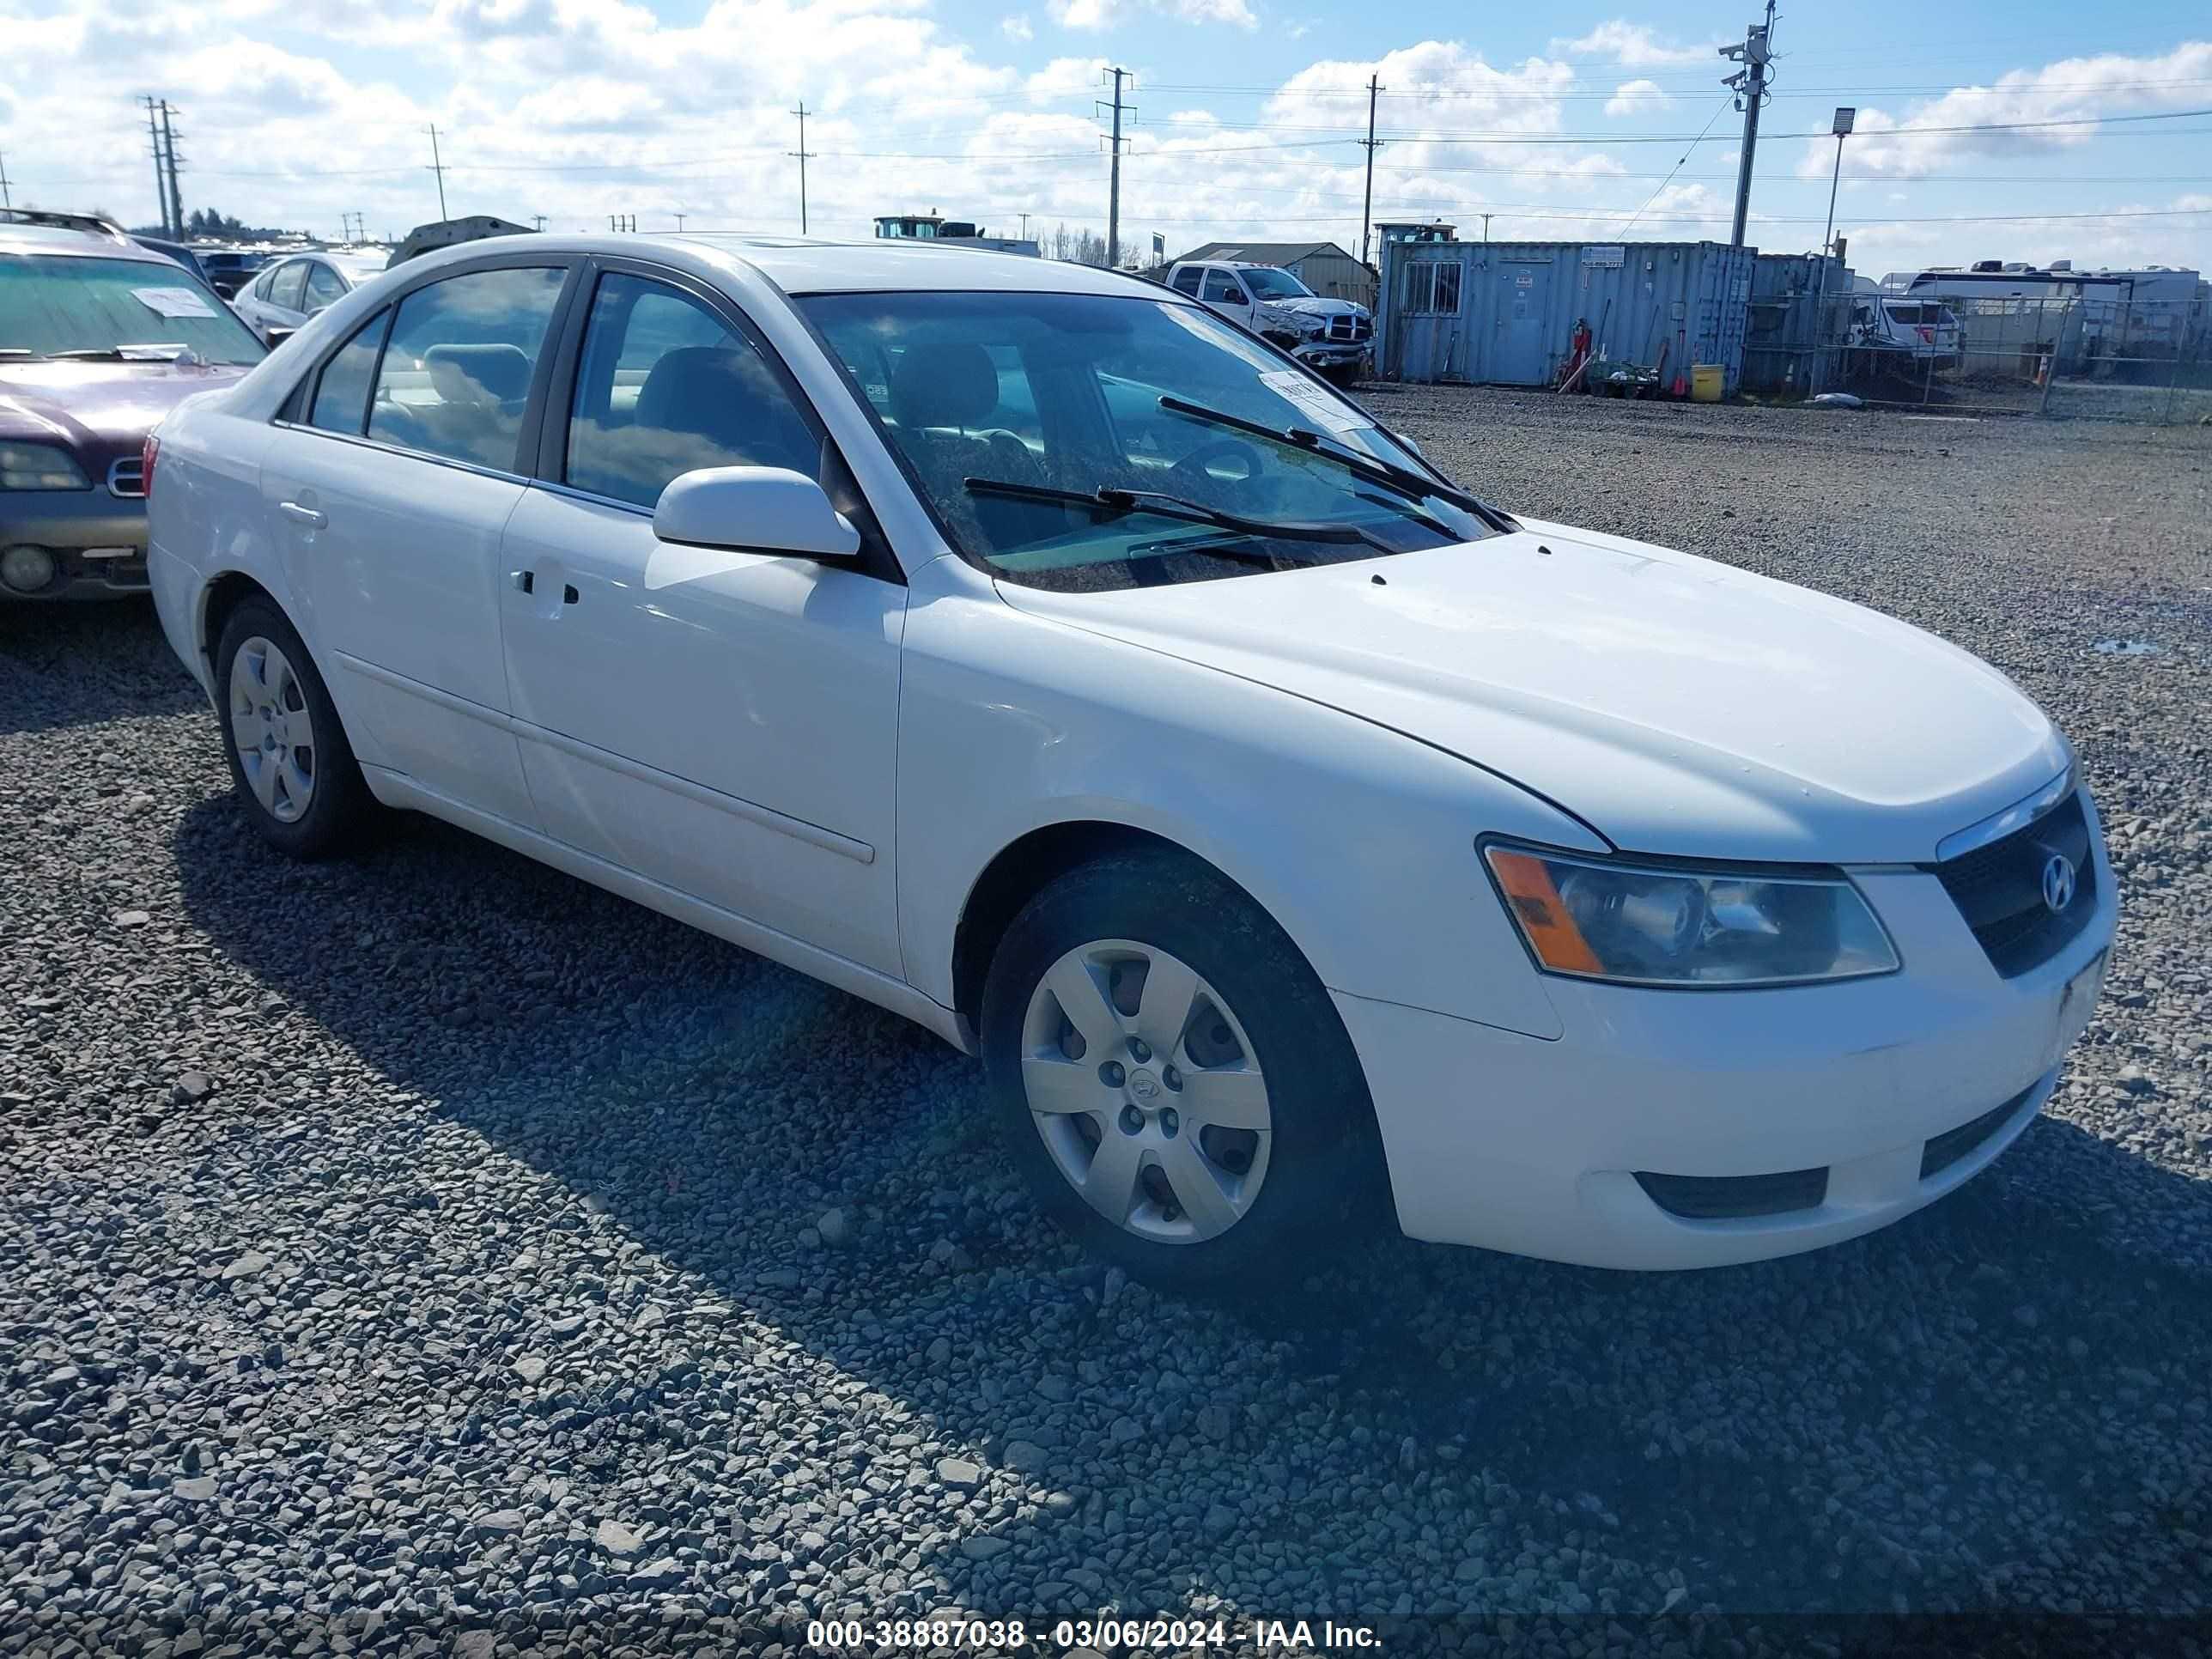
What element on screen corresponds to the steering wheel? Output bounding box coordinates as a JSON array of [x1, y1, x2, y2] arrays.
[[1170, 438, 1263, 489]]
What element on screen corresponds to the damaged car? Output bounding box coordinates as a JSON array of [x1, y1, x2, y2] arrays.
[[1168, 259, 1371, 383]]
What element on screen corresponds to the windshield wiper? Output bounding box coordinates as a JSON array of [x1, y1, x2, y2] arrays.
[[1156, 394, 1516, 534], [963, 476, 1401, 558]]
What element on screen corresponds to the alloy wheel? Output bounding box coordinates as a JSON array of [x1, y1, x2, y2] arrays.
[[1019, 938, 1273, 1244], [228, 635, 317, 824]]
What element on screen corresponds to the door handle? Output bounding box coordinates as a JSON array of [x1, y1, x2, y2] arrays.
[[562, 583, 580, 605], [277, 501, 326, 529], [513, 569, 533, 593]]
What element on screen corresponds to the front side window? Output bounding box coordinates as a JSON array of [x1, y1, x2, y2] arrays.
[[802, 289, 1496, 593], [366, 266, 566, 471], [309, 308, 388, 434], [1200, 270, 1247, 305], [269, 261, 308, 311], [564, 273, 821, 509], [0, 254, 265, 365]]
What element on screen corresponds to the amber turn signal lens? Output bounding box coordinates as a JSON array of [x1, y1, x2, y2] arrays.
[[1485, 847, 1605, 974]]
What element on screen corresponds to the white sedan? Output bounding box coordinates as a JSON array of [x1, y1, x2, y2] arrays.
[[144, 234, 2114, 1282]]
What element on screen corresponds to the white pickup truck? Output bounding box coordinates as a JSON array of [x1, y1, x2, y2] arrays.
[[1164, 259, 1372, 382]]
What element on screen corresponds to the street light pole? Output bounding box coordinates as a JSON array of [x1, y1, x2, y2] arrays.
[[1822, 106, 1853, 257], [1810, 106, 1855, 396]]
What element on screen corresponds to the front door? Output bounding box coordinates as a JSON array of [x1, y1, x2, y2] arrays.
[[1496, 264, 1551, 386], [263, 261, 571, 825], [498, 266, 906, 975]]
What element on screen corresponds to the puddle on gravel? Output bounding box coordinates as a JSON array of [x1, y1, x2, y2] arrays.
[[2092, 639, 2163, 656]]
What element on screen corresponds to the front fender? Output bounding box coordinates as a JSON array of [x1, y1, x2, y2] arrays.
[[894, 558, 1586, 1040]]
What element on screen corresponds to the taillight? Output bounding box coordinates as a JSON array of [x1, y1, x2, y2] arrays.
[[142, 433, 160, 501]]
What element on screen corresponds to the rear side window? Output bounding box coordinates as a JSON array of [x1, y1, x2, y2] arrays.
[[308, 308, 387, 434], [366, 266, 566, 471], [1170, 267, 1203, 296], [269, 262, 307, 310], [304, 264, 347, 311], [564, 272, 819, 509]]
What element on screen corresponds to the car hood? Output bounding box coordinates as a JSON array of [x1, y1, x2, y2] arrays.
[[0, 360, 250, 461], [996, 518, 2067, 864], [1261, 296, 1368, 320]]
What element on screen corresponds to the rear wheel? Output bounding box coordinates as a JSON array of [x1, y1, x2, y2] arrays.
[[981, 848, 1382, 1287], [214, 597, 372, 859]]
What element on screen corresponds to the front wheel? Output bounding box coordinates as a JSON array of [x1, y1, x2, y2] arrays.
[[981, 848, 1383, 1287]]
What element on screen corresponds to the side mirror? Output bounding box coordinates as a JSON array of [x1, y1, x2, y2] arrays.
[[264, 326, 297, 347], [652, 465, 860, 561]]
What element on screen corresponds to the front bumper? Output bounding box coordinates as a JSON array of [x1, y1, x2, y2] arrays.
[[1338, 828, 2118, 1269], [3, 491, 150, 600], [1292, 340, 1371, 371]]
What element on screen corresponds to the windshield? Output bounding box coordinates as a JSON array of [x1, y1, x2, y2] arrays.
[[0, 254, 265, 365], [1238, 267, 1312, 300], [801, 290, 1494, 592]]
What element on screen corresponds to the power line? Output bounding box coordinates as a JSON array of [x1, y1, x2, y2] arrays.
[[1620, 95, 1734, 235]]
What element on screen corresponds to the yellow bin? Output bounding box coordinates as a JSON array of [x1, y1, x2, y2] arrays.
[[1690, 364, 1725, 403]]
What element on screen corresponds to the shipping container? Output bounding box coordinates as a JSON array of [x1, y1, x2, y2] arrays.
[[1742, 252, 1852, 395], [1376, 239, 1757, 394]]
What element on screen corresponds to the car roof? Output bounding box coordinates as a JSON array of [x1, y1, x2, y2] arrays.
[[0, 223, 178, 264], [656, 234, 1160, 298]]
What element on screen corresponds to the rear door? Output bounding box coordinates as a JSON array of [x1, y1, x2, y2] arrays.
[[259, 257, 576, 825], [496, 259, 907, 974]]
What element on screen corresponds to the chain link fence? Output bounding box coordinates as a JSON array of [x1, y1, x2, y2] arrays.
[[1827, 292, 2212, 424]]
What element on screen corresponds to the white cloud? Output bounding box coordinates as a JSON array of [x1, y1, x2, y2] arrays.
[[1604, 78, 1663, 117], [1000, 12, 1031, 38], [1047, 0, 1254, 31], [1554, 21, 1719, 69], [1025, 56, 1108, 103], [1796, 40, 2212, 179]]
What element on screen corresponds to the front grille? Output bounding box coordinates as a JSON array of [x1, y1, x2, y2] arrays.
[[1326, 316, 1372, 343], [106, 456, 146, 498], [1635, 1166, 1828, 1220], [1920, 1086, 2035, 1181], [1935, 790, 2096, 978]]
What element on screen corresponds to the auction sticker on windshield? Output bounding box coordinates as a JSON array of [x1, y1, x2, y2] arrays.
[[132, 287, 217, 319], [1257, 369, 1370, 434]]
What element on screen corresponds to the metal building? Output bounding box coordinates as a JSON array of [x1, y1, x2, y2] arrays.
[[1170, 240, 1377, 309], [1376, 238, 1757, 394]]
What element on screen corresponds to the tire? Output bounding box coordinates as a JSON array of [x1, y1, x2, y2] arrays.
[[981, 848, 1385, 1289], [213, 596, 373, 859]]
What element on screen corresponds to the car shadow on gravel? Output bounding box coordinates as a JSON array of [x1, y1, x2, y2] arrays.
[[0, 601, 205, 735], [169, 793, 2212, 1624]]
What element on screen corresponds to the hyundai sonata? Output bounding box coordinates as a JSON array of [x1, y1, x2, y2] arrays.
[[145, 233, 2113, 1282]]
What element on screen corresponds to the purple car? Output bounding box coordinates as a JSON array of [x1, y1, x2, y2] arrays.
[[2, 218, 264, 599]]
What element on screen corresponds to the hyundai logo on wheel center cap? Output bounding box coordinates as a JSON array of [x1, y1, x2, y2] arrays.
[[1129, 1070, 1161, 1103]]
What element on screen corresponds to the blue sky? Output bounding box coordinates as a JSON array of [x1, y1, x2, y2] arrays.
[[3, 0, 2206, 280]]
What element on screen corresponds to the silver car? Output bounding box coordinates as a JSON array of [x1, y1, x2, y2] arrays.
[[230, 250, 390, 346]]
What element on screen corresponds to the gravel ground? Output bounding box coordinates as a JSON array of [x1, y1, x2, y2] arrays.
[[3, 392, 2209, 1658]]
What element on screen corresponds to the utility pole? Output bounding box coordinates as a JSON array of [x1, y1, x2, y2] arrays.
[[1018, 211, 1030, 240], [1481, 212, 1492, 244], [674, 211, 686, 231], [1358, 74, 1383, 269], [1100, 67, 1131, 268], [1718, 0, 1775, 248], [790, 103, 814, 234], [0, 151, 10, 210], [159, 100, 185, 243], [532, 214, 547, 231], [143, 99, 169, 234], [424, 125, 449, 219]]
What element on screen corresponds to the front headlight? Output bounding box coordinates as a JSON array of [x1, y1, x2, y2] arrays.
[[1483, 843, 1899, 988], [0, 443, 92, 490]]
